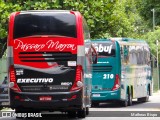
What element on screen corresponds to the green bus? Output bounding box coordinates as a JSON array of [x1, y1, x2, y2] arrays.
[[91, 38, 152, 107]]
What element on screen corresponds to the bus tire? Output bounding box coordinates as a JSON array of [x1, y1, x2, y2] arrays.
[[91, 102, 99, 107], [15, 108, 25, 113], [77, 108, 86, 118], [86, 107, 89, 115], [128, 92, 132, 106], [121, 100, 128, 107], [0, 107, 3, 110], [138, 89, 149, 102], [144, 89, 149, 102], [68, 111, 77, 118], [137, 98, 143, 102], [15, 108, 27, 119], [121, 91, 129, 107]]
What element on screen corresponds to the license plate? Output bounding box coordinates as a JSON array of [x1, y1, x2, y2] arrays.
[[92, 94, 100, 97], [39, 96, 52, 101]]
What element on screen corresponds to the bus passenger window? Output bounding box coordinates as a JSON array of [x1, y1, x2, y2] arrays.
[[123, 45, 129, 64]]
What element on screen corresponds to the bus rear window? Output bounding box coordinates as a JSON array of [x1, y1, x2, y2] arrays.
[[92, 42, 116, 57], [13, 12, 77, 39]]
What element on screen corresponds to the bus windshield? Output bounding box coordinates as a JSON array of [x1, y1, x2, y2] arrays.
[[14, 12, 77, 39], [92, 42, 116, 57]]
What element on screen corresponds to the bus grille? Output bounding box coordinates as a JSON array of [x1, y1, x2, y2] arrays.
[[92, 66, 112, 72], [18, 52, 72, 62]]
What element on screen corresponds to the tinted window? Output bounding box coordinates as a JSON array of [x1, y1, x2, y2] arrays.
[[83, 18, 90, 40], [122, 45, 129, 64], [14, 12, 77, 38], [92, 42, 116, 57], [128, 45, 150, 65]]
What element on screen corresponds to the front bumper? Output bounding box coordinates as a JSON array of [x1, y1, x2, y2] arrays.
[[91, 89, 120, 101]]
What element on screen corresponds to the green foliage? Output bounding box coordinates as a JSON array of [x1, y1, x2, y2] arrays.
[[139, 0, 160, 28], [62, 0, 115, 38], [133, 0, 160, 60], [142, 27, 160, 56], [0, 0, 144, 39], [0, 1, 21, 39], [0, 0, 158, 59], [108, 0, 134, 37]]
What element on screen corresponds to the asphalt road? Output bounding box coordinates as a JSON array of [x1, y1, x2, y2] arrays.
[[0, 91, 160, 120]]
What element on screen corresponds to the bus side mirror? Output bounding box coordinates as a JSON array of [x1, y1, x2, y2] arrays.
[[91, 45, 98, 64], [92, 53, 97, 64], [120, 47, 123, 54]]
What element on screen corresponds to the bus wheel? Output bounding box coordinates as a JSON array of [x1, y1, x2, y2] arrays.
[[137, 98, 143, 102], [68, 111, 77, 118], [128, 92, 132, 106], [121, 92, 129, 107], [77, 108, 86, 118], [0, 107, 3, 110], [15, 108, 28, 119], [91, 102, 99, 107], [15, 108, 25, 113], [86, 107, 89, 115], [138, 89, 149, 102], [144, 89, 149, 102], [121, 100, 128, 107]]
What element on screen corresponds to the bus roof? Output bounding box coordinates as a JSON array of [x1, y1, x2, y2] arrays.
[[14, 10, 80, 17], [91, 38, 149, 46], [19, 10, 77, 14], [91, 38, 111, 42], [110, 37, 146, 42]]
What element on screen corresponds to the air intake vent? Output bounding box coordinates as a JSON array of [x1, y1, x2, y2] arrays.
[[19, 52, 72, 62], [92, 66, 112, 72]]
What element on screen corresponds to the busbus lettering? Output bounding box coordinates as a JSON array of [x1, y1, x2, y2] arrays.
[[17, 78, 53, 83], [46, 40, 76, 51], [94, 44, 112, 53], [14, 39, 45, 51], [14, 39, 77, 51]]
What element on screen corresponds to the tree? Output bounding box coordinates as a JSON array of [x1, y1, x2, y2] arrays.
[[139, 0, 160, 30], [142, 27, 160, 60], [0, 0, 145, 39], [0, 0, 159, 61]]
